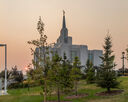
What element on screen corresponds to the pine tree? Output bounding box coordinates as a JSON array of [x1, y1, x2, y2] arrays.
[[61, 53, 73, 93], [97, 35, 119, 92], [48, 53, 62, 102], [71, 56, 81, 96], [48, 53, 74, 102], [85, 59, 95, 84]]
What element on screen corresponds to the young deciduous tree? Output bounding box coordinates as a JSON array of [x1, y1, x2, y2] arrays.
[[26, 71, 31, 91], [97, 35, 119, 92], [26, 65, 35, 80], [28, 17, 50, 102], [71, 56, 81, 96]]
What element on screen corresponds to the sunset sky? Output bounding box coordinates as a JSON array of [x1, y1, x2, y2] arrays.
[[0, 0, 128, 71]]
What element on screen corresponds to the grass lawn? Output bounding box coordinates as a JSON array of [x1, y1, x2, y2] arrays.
[[0, 76, 128, 102]]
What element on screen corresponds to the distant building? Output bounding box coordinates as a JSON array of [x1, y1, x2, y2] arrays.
[[34, 11, 103, 68]]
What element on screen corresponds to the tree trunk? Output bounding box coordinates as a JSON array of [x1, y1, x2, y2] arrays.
[[44, 79, 47, 102], [28, 84, 30, 91], [57, 87, 60, 102], [75, 81, 78, 96], [107, 87, 110, 93]]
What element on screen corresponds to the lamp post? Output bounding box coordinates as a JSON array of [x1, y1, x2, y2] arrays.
[[0, 44, 7, 94], [121, 52, 126, 76]]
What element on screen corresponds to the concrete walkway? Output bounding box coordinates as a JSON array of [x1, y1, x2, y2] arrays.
[[0, 90, 8, 96]]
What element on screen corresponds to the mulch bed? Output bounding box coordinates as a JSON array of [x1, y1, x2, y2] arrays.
[[65, 93, 88, 99], [46, 101, 72, 102], [96, 90, 124, 96], [43, 101, 72, 102]]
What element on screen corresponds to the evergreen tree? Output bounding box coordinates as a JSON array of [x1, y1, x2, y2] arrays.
[[48, 53, 73, 102], [61, 53, 73, 93], [85, 59, 95, 84], [11, 66, 24, 83], [0, 70, 11, 82], [48, 53, 62, 102], [71, 56, 81, 96], [97, 35, 119, 92]]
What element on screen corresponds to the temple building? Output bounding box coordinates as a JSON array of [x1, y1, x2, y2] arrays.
[[35, 11, 103, 67]]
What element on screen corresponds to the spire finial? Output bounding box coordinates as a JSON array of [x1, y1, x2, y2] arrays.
[[62, 10, 66, 28], [60, 10, 68, 37], [63, 10, 65, 16]]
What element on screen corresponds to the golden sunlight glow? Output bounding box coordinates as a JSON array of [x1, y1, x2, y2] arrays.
[[0, 0, 128, 70]]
